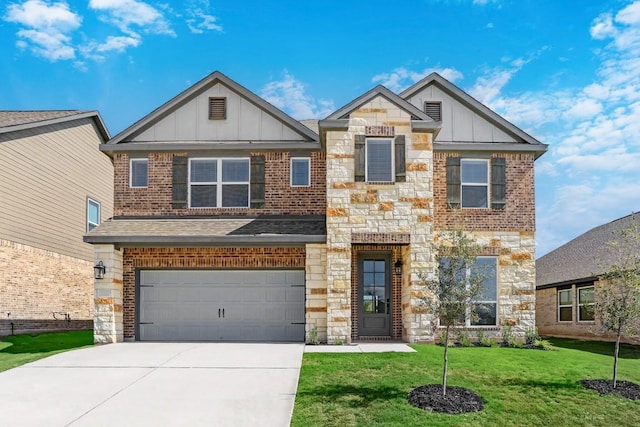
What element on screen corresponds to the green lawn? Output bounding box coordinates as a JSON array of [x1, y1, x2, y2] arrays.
[[0, 330, 94, 372], [292, 338, 640, 427]]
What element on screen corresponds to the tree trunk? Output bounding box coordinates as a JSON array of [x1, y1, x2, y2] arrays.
[[442, 325, 450, 396], [613, 333, 621, 388]]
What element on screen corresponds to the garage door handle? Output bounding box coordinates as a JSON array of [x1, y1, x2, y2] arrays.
[[218, 308, 221, 318], [140, 322, 154, 325], [222, 308, 225, 318]]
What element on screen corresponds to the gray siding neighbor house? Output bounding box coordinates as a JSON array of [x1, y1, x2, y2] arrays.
[[536, 212, 640, 342], [0, 111, 113, 335]]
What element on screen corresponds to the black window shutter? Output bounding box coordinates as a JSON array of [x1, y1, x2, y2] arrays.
[[250, 155, 265, 208], [491, 157, 506, 210], [446, 156, 461, 208], [394, 135, 406, 182], [354, 134, 365, 182], [172, 156, 188, 209]]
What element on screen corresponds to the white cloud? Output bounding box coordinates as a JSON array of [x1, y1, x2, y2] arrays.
[[260, 72, 335, 120], [186, 4, 223, 34], [89, 0, 174, 37], [4, 0, 81, 61], [371, 66, 463, 92]]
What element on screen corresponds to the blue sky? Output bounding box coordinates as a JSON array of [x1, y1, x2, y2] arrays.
[[2, 0, 640, 257]]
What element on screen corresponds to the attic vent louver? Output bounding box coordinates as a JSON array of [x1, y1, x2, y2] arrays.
[[424, 101, 442, 121], [209, 97, 227, 120]]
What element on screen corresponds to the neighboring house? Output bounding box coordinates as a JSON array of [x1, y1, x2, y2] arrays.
[[536, 212, 640, 342], [0, 111, 113, 335], [84, 71, 547, 344]]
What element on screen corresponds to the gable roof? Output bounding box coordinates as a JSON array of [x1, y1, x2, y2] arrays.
[[106, 70, 319, 146], [536, 212, 640, 288], [401, 72, 546, 150], [0, 110, 110, 141]]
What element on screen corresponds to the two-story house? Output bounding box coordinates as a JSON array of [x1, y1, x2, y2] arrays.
[[1, 111, 113, 335], [85, 71, 546, 344]]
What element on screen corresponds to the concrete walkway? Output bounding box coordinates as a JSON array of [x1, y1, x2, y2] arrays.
[[0, 343, 304, 427], [304, 343, 416, 353]]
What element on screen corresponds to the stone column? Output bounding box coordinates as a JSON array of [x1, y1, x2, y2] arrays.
[[92, 244, 123, 343]]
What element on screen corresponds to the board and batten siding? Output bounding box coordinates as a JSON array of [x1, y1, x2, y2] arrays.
[[0, 118, 113, 261], [404, 84, 519, 143], [131, 82, 305, 142]]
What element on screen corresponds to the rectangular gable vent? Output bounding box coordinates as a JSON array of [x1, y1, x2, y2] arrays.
[[209, 97, 227, 120], [424, 101, 442, 121]]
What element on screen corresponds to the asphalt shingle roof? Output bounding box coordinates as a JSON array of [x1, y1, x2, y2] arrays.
[[536, 212, 640, 288], [84, 216, 326, 245], [0, 111, 86, 128]]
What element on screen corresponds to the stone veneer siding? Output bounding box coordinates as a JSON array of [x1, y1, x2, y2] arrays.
[[121, 247, 306, 340], [0, 239, 93, 335], [114, 152, 326, 216], [305, 243, 327, 343], [324, 95, 437, 344], [433, 152, 536, 232]]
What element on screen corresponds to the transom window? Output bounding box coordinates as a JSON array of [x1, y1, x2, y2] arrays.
[[290, 157, 310, 187], [87, 198, 100, 232], [439, 256, 498, 326], [578, 286, 595, 321], [558, 289, 573, 322], [366, 138, 393, 182], [461, 159, 489, 208], [189, 158, 249, 208], [130, 158, 148, 188]]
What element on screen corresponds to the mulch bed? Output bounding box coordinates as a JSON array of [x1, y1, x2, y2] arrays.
[[581, 379, 640, 400], [408, 384, 484, 414]]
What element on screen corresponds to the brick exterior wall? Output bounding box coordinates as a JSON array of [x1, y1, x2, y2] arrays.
[[121, 247, 306, 339], [114, 152, 326, 216], [433, 152, 536, 232], [0, 239, 94, 335], [537, 281, 640, 344]]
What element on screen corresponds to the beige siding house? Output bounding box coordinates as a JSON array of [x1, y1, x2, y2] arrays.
[[0, 111, 113, 335]]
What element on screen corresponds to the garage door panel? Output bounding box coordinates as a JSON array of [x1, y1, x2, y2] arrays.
[[139, 270, 305, 342]]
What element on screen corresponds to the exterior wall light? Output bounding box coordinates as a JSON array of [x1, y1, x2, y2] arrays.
[[94, 261, 106, 279], [394, 259, 403, 275]]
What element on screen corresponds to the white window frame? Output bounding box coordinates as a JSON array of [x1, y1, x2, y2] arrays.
[[439, 256, 498, 327], [290, 157, 310, 187], [557, 289, 573, 322], [129, 158, 149, 188], [188, 158, 250, 208], [87, 198, 100, 232], [578, 286, 595, 322], [365, 138, 394, 183], [461, 158, 490, 209]]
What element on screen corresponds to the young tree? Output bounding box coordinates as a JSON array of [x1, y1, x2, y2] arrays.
[[419, 229, 486, 396], [595, 216, 640, 388]]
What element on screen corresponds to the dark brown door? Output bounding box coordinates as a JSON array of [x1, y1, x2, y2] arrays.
[[358, 253, 391, 336]]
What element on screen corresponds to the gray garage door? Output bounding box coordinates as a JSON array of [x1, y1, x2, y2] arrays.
[[139, 270, 305, 342]]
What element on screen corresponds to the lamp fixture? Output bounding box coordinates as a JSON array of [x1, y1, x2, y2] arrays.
[[94, 261, 106, 279], [394, 259, 403, 275]]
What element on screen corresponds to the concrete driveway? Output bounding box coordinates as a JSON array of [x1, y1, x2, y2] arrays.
[[0, 343, 304, 427]]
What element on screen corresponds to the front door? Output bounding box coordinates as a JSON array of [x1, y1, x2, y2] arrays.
[[358, 253, 391, 336]]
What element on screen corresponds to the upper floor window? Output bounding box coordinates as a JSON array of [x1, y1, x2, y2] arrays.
[[208, 97, 227, 120], [291, 157, 310, 187], [189, 158, 249, 208], [87, 198, 100, 232], [366, 138, 393, 182], [558, 289, 573, 322], [578, 286, 595, 321], [461, 159, 489, 208], [438, 256, 498, 326], [446, 157, 505, 209], [130, 158, 148, 188]]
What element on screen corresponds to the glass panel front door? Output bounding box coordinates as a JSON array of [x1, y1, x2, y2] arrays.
[[358, 253, 391, 336]]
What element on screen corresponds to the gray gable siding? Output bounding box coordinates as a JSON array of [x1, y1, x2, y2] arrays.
[[132, 82, 304, 142], [0, 118, 113, 261], [404, 84, 518, 143]]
